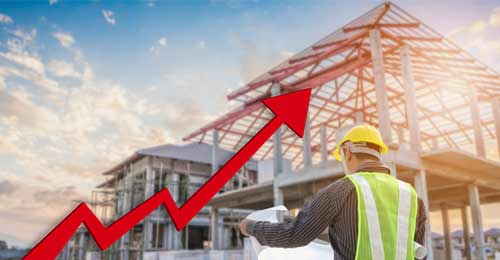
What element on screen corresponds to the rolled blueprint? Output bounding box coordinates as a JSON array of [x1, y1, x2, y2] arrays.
[[246, 206, 333, 259], [414, 242, 427, 260]]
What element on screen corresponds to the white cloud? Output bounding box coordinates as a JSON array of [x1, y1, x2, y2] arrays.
[[0, 67, 60, 94], [49, 0, 59, 5], [198, 40, 206, 49], [52, 31, 74, 48], [448, 20, 488, 37], [0, 37, 66, 94], [101, 10, 116, 25], [468, 20, 488, 33], [491, 6, 500, 27], [0, 13, 13, 24], [47, 60, 82, 78], [150, 37, 168, 55], [280, 50, 294, 58], [0, 52, 45, 75], [11, 28, 37, 43], [447, 7, 500, 71], [158, 37, 168, 46], [237, 39, 291, 82], [0, 87, 60, 132]]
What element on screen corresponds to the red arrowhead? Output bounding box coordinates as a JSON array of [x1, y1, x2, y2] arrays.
[[262, 89, 311, 137]]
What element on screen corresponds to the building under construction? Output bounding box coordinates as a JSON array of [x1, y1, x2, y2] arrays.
[[59, 143, 261, 260], [60, 2, 500, 260]]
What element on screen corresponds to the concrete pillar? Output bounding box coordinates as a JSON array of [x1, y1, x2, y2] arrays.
[[167, 161, 179, 201], [469, 89, 486, 157], [212, 130, 219, 175], [491, 97, 500, 158], [400, 45, 421, 153], [402, 45, 433, 259], [414, 170, 434, 260], [303, 114, 312, 168], [273, 186, 284, 206], [355, 111, 364, 123], [432, 137, 439, 150], [167, 222, 182, 250], [271, 83, 284, 206], [369, 29, 392, 144], [166, 161, 182, 250], [218, 216, 224, 249], [461, 206, 472, 260], [271, 83, 283, 175], [468, 184, 486, 259], [441, 204, 452, 260], [77, 232, 85, 260], [210, 207, 219, 249], [61, 243, 70, 260], [397, 128, 405, 145], [162, 223, 169, 249], [143, 159, 154, 249], [383, 151, 397, 178], [320, 124, 328, 163], [119, 166, 131, 260]]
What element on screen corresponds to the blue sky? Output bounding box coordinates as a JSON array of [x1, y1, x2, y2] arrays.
[[0, 0, 499, 248]]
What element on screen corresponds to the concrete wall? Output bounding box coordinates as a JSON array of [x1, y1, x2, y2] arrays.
[[258, 158, 292, 183]]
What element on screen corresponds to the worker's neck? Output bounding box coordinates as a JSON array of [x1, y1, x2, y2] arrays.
[[351, 158, 386, 174]]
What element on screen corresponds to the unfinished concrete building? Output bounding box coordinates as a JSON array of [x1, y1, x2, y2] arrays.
[[59, 143, 259, 260], [182, 2, 500, 260], [58, 2, 500, 260]]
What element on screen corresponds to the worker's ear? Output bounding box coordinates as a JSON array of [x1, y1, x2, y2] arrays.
[[343, 147, 353, 161]]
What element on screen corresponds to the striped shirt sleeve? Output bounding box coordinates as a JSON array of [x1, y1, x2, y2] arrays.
[[247, 179, 351, 248], [414, 199, 427, 245]]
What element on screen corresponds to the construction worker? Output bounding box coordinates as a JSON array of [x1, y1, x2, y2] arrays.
[[240, 124, 427, 260]]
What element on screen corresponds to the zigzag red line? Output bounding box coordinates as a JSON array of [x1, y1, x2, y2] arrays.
[[23, 89, 310, 260], [24, 117, 283, 260]]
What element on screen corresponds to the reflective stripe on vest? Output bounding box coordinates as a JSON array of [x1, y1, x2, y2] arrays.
[[347, 172, 418, 260], [350, 174, 385, 260], [396, 181, 412, 260]]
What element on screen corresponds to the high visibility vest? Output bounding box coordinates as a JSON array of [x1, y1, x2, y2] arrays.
[[346, 172, 418, 260]]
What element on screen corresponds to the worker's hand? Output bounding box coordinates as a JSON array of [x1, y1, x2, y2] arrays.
[[239, 219, 250, 236]]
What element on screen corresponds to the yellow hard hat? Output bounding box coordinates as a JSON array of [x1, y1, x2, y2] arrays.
[[333, 124, 388, 161]]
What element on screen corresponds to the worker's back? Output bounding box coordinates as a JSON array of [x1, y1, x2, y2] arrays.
[[345, 172, 418, 260], [243, 125, 426, 260]]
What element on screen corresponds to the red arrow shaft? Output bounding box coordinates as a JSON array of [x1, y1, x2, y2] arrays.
[[24, 116, 284, 260]]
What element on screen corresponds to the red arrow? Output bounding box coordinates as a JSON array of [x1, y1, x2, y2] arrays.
[[24, 89, 311, 260]]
